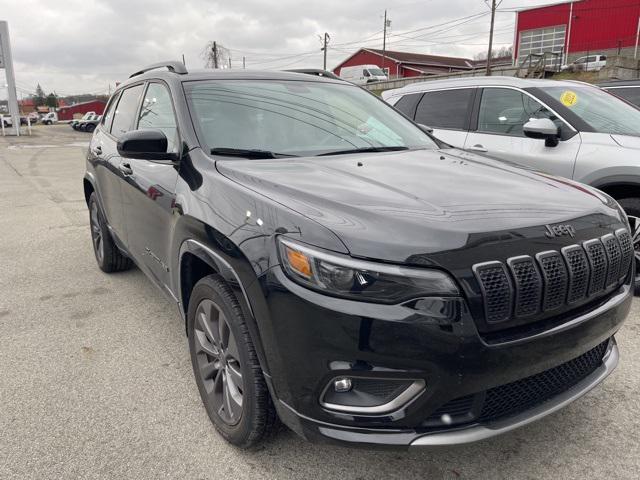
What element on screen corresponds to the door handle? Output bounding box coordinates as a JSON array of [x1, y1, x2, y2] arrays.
[[92, 145, 102, 155], [119, 162, 133, 176], [467, 144, 488, 153]]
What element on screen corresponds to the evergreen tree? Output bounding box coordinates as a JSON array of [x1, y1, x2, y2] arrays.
[[45, 93, 58, 108], [34, 84, 46, 107]]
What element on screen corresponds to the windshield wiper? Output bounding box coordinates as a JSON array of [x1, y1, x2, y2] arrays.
[[210, 147, 297, 159], [317, 146, 410, 156]]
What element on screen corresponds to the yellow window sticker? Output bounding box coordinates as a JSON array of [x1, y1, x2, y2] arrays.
[[560, 90, 578, 107]]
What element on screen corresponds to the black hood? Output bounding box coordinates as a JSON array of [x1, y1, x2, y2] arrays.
[[216, 148, 623, 264]]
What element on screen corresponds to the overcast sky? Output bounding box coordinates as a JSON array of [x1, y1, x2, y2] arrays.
[[0, 0, 563, 98]]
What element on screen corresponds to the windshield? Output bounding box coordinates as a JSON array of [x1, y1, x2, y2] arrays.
[[368, 68, 386, 76], [541, 85, 640, 136], [184, 79, 437, 157]]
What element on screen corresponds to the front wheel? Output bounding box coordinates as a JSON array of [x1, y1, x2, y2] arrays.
[[618, 198, 640, 295], [187, 275, 278, 448]]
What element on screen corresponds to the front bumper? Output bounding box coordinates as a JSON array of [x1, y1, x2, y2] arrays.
[[257, 266, 631, 449], [277, 339, 619, 448]]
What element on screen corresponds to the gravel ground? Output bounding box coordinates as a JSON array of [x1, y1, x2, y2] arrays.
[[0, 125, 639, 480]]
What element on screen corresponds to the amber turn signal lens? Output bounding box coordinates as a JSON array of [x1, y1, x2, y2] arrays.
[[285, 246, 312, 279]]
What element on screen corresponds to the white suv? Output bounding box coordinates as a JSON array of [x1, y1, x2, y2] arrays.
[[383, 76, 640, 292], [562, 54, 607, 72]]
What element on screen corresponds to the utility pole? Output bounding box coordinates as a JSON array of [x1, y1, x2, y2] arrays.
[[321, 32, 330, 70], [243, 56, 246, 69], [212, 41, 219, 69], [0, 21, 20, 136], [382, 10, 388, 75], [486, 0, 497, 76], [182, 53, 186, 67], [228, 57, 232, 69]]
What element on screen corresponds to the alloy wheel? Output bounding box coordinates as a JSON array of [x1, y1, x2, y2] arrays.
[[90, 201, 104, 264], [194, 299, 244, 426], [630, 216, 640, 286]]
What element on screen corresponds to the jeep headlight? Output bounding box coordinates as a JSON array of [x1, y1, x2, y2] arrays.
[[277, 237, 459, 303]]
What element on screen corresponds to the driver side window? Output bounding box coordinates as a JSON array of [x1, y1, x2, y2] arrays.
[[477, 88, 562, 137], [137, 83, 179, 153]]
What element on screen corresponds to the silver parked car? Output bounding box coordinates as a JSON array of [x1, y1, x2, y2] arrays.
[[383, 76, 640, 292]]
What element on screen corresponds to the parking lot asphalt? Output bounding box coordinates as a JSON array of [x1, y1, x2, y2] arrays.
[[0, 125, 639, 479]]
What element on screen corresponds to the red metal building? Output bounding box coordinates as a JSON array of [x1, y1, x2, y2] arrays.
[[515, 0, 640, 64], [333, 48, 511, 79], [56, 100, 106, 121]]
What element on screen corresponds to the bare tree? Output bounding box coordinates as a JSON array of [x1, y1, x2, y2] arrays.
[[202, 41, 231, 69], [474, 45, 513, 61]]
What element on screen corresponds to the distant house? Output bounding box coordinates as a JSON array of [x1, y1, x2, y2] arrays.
[[57, 100, 106, 121], [18, 98, 36, 114], [333, 48, 512, 79]]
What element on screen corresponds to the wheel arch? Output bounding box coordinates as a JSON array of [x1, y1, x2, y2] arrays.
[[83, 173, 97, 206], [590, 175, 640, 201], [595, 182, 640, 201], [178, 238, 272, 376]]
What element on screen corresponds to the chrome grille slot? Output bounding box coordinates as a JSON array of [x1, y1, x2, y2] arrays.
[[473, 229, 629, 327], [602, 234, 622, 287], [473, 262, 513, 323], [583, 239, 608, 296], [562, 245, 589, 304], [507, 256, 542, 318], [615, 229, 633, 282], [536, 251, 568, 311]]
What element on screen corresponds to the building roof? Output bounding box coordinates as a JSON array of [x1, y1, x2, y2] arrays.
[[58, 99, 107, 110], [363, 48, 474, 69], [334, 48, 514, 73]]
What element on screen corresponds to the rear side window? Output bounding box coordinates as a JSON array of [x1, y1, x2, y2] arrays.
[[393, 93, 422, 119], [137, 83, 179, 153], [110, 84, 144, 138], [608, 87, 640, 108], [415, 89, 474, 130]]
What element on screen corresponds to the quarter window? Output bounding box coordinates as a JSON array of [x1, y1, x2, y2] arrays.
[[393, 93, 422, 119], [101, 93, 120, 131], [477, 88, 561, 137], [414, 89, 474, 130], [110, 84, 144, 138], [137, 83, 179, 153]]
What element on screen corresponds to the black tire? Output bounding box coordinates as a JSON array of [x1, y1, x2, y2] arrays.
[[618, 197, 640, 295], [88, 192, 133, 273], [187, 275, 278, 448], [86, 124, 96, 133]]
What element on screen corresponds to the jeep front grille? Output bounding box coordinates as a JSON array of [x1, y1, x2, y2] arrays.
[[473, 229, 632, 324]]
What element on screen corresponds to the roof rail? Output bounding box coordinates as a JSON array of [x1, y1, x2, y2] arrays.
[[286, 68, 342, 80], [129, 61, 188, 78]]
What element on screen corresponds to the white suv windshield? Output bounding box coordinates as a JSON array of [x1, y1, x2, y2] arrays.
[[542, 85, 640, 136], [185, 79, 437, 156], [368, 68, 386, 76]]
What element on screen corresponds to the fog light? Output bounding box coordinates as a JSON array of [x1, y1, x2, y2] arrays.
[[334, 377, 352, 393]]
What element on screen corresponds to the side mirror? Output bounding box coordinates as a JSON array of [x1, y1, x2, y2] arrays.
[[418, 123, 434, 134], [117, 129, 178, 161], [523, 118, 560, 147]]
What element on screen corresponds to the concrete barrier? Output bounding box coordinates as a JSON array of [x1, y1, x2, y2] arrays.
[[364, 66, 519, 93]]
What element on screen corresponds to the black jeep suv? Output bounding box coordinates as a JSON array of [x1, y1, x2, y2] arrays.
[[84, 61, 633, 449]]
